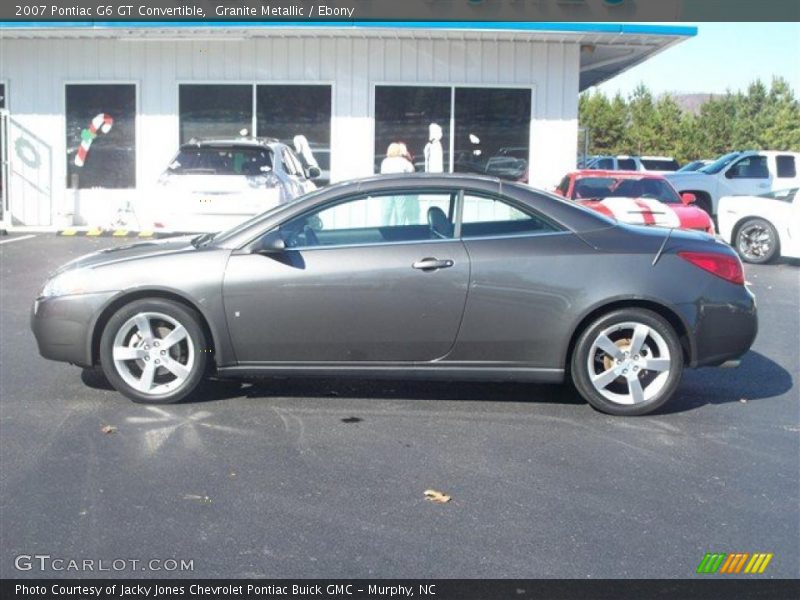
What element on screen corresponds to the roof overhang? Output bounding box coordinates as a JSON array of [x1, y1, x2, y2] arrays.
[[0, 21, 697, 90]]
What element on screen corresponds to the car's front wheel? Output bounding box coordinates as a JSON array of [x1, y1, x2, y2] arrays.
[[99, 298, 210, 404], [735, 218, 779, 264], [571, 308, 684, 416]]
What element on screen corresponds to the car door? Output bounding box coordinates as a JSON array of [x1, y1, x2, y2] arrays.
[[222, 188, 470, 363], [722, 154, 772, 197], [447, 191, 589, 369]]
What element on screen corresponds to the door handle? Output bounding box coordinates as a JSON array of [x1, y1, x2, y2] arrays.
[[412, 257, 454, 271]]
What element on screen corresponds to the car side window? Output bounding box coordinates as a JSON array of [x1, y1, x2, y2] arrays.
[[597, 158, 613, 169], [461, 194, 560, 239], [556, 176, 570, 196], [726, 156, 769, 179], [276, 191, 457, 248], [618, 158, 637, 170], [776, 155, 797, 178]]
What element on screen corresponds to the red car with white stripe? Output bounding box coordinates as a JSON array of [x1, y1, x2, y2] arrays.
[[555, 170, 715, 234]]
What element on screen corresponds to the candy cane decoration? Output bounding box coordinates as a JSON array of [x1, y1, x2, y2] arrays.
[[74, 113, 113, 167]]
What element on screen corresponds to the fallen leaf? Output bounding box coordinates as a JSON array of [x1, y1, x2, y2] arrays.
[[183, 494, 212, 504], [100, 425, 117, 434], [424, 489, 451, 504]]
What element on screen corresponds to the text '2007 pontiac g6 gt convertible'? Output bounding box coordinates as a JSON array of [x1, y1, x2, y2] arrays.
[[32, 174, 757, 416]]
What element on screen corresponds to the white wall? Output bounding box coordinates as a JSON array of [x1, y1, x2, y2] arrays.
[[0, 32, 580, 226]]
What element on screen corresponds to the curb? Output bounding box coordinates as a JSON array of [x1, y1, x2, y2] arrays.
[[56, 228, 188, 238]]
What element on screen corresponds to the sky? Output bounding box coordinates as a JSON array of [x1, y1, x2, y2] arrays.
[[593, 22, 800, 97]]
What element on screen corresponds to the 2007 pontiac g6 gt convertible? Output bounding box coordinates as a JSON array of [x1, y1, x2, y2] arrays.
[[32, 174, 757, 416]]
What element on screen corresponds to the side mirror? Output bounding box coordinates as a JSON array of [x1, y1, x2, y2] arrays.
[[306, 166, 321, 180], [253, 230, 285, 254], [681, 192, 696, 205]]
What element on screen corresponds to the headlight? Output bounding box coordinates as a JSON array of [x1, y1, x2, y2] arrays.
[[40, 269, 92, 298]]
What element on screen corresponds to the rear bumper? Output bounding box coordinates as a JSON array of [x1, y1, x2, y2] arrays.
[[31, 291, 118, 368], [679, 286, 758, 368]]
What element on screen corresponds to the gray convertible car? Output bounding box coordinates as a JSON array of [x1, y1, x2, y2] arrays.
[[32, 174, 757, 416]]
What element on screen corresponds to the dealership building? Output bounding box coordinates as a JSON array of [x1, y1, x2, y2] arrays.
[[0, 22, 695, 228]]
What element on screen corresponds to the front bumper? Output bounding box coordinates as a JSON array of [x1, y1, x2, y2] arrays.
[[31, 291, 118, 367]]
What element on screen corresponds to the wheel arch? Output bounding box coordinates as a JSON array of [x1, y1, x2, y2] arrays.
[[565, 299, 693, 373], [89, 289, 219, 368], [682, 189, 713, 214]]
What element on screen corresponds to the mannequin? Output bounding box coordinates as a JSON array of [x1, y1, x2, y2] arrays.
[[424, 123, 444, 173], [293, 135, 319, 169]]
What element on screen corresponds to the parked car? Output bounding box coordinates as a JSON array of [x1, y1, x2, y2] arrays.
[[665, 151, 800, 217], [555, 170, 715, 234], [150, 138, 318, 233], [677, 159, 712, 172], [586, 155, 680, 173], [717, 187, 799, 264], [31, 174, 756, 416]]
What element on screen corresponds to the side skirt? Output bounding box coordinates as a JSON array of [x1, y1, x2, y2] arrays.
[[215, 363, 565, 384]]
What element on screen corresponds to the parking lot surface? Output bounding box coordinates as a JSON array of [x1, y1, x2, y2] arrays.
[[1, 235, 798, 578]]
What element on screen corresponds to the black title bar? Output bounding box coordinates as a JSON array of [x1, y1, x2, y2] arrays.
[[3, 0, 799, 22], [4, 579, 800, 600]]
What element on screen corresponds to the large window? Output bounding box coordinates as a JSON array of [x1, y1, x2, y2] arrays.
[[65, 84, 136, 189], [179, 84, 252, 143], [454, 88, 531, 181], [374, 85, 531, 181], [178, 83, 332, 183], [257, 85, 331, 182], [374, 86, 451, 174]]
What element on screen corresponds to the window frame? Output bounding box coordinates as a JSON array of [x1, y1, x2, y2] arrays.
[[370, 82, 535, 176], [251, 186, 565, 252], [63, 80, 139, 190], [176, 80, 334, 157], [271, 188, 462, 251], [458, 190, 566, 241], [725, 155, 770, 180]]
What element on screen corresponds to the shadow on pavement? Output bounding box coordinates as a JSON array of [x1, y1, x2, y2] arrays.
[[82, 350, 791, 415]]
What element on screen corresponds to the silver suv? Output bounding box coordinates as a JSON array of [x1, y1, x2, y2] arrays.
[[151, 138, 319, 233]]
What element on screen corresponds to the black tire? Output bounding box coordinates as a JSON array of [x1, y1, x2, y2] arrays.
[[571, 308, 684, 416], [99, 298, 210, 404], [735, 218, 780, 264]]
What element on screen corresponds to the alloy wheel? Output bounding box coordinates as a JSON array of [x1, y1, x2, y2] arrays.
[[111, 311, 195, 395], [737, 224, 773, 261], [586, 321, 671, 405]]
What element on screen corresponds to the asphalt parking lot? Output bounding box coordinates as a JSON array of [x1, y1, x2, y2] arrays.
[[1, 234, 798, 579]]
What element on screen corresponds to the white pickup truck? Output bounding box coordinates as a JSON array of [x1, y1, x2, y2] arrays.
[[665, 151, 800, 217]]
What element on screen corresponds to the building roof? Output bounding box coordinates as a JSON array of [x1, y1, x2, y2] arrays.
[[0, 21, 697, 90]]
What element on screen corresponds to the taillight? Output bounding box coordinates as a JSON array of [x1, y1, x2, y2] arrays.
[[678, 251, 744, 285]]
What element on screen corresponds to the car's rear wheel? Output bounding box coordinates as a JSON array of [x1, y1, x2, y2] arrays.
[[571, 308, 683, 416], [99, 298, 209, 404], [735, 218, 779, 264]]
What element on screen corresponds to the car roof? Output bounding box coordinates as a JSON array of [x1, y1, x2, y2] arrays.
[[570, 170, 666, 180], [639, 155, 676, 160]]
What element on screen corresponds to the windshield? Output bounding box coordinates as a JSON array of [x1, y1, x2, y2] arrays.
[[573, 176, 682, 204], [168, 146, 273, 176], [699, 152, 742, 175]]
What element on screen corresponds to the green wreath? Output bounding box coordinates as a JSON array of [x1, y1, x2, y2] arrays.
[[15, 136, 41, 169]]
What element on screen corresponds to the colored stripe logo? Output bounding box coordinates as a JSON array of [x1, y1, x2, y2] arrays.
[[697, 552, 773, 574]]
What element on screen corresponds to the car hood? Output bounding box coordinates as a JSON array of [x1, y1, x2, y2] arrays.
[[664, 172, 709, 186], [53, 235, 199, 275]]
